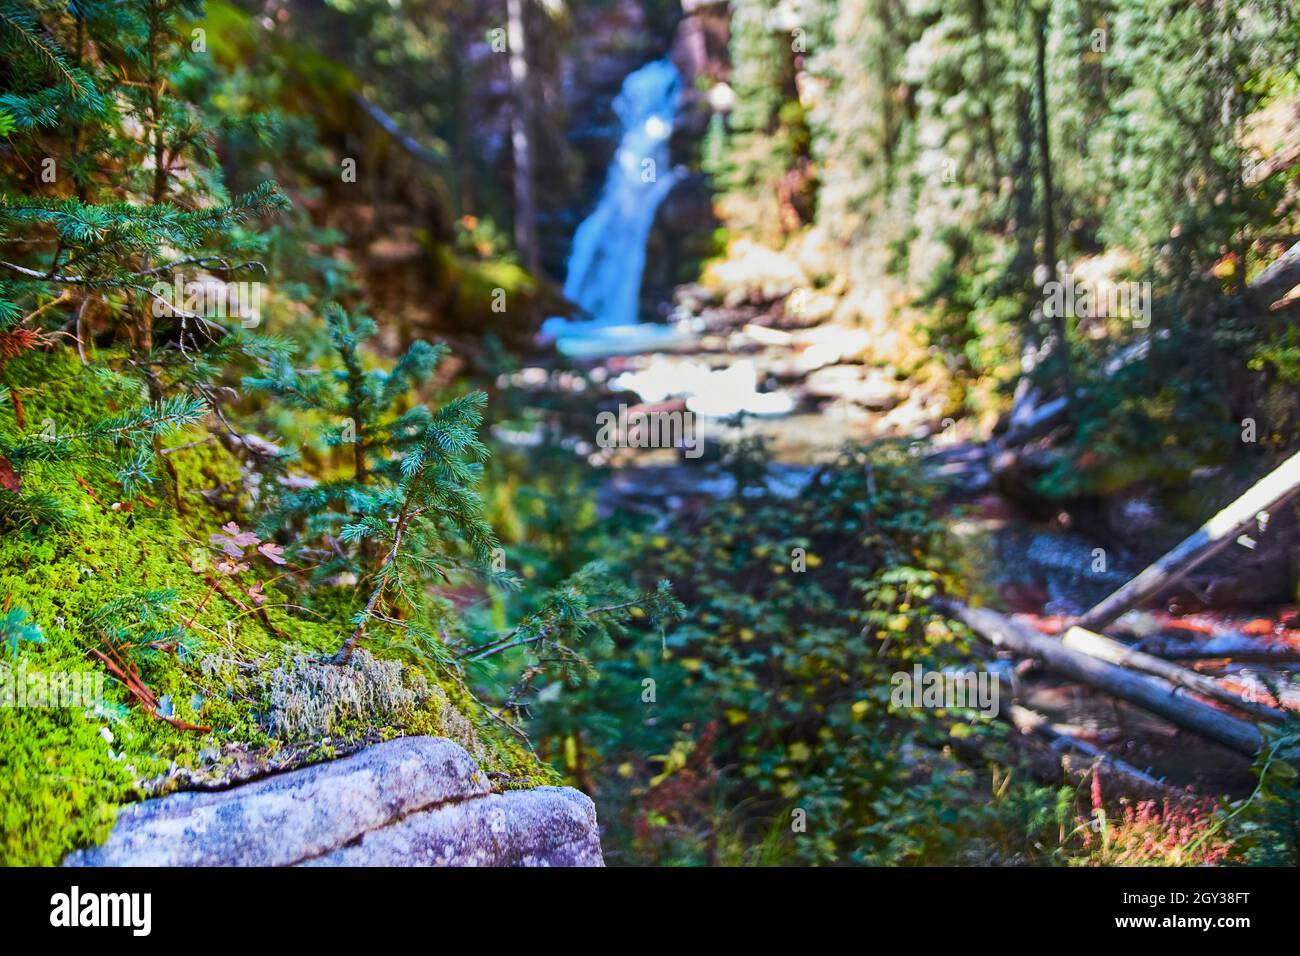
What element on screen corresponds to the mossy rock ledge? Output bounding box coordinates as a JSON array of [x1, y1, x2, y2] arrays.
[[62, 737, 604, 867]]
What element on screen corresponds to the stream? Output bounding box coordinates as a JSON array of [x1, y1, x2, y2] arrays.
[[520, 58, 1276, 797]]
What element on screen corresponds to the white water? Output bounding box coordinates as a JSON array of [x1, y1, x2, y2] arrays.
[[544, 60, 694, 357], [544, 59, 794, 418]]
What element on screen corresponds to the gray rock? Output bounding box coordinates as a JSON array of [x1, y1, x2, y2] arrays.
[[303, 787, 604, 867], [65, 736, 603, 867]]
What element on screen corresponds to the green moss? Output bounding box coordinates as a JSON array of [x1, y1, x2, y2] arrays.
[[0, 706, 131, 866], [428, 242, 548, 339], [0, 350, 553, 865]]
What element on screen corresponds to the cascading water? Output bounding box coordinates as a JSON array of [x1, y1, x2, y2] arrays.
[[545, 59, 793, 417], [544, 60, 693, 357]]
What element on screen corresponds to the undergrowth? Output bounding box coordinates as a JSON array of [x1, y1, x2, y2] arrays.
[[0, 349, 555, 866]]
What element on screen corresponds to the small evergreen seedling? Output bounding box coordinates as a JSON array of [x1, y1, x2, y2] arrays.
[[245, 304, 497, 662], [0, 604, 43, 659]]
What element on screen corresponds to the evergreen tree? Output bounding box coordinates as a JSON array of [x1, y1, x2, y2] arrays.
[[1102, 0, 1294, 301], [0, 0, 286, 520], [713, 0, 802, 242], [244, 304, 498, 662]]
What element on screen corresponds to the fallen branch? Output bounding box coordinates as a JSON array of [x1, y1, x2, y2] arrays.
[[1059, 625, 1288, 723], [1005, 703, 1173, 795], [350, 92, 449, 169], [1132, 633, 1300, 663], [443, 663, 534, 751], [1247, 238, 1300, 308], [945, 601, 1263, 755], [90, 646, 210, 733], [1077, 447, 1300, 631]]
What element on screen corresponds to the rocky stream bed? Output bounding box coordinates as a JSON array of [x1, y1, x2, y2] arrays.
[[509, 276, 1299, 799]]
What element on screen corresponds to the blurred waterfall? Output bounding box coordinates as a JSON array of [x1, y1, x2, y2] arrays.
[[544, 60, 693, 357]]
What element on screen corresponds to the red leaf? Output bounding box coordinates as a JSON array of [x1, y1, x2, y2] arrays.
[[0, 455, 20, 493]]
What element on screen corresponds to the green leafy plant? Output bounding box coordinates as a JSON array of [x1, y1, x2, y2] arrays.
[[0, 604, 42, 658]]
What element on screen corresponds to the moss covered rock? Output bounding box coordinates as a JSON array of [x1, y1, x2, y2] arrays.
[[0, 350, 556, 866]]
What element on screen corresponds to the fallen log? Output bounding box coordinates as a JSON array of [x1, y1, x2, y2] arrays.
[[1247, 238, 1300, 309], [1076, 447, 1300, 631], [350, 92, 449, 169], [945, 602, 1263, 755], [1005, 703, 1173, 795], [1111, 611, 1300, 661], [1134, 636, 1300, 664], [1059, 625, 1287, 723], [1002, 391, 1069, 446]]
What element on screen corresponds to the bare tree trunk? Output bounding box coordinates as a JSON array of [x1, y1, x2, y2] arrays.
[[506, 0, 541, 277], [1034, 2, 1071, 406], [1059, 625, 1286, 722]]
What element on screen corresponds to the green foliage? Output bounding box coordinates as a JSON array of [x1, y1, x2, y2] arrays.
[[2, 0, 1289, 872], [0, 605, 43, 658], [462, 562, 683, 729], [245, 304, 505, 664], [2, 394, 207, 505], [706, 0, 808, 242], [0, 0, 288, 408], [517, 439, 994, 864], [783, 0, 1300, 468], [0, 347, 562, 864], [1224, 720, 1300, 865], [0, 0, 585, 864]]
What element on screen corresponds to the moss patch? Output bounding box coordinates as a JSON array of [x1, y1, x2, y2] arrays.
[[0, 350, 554, 866]]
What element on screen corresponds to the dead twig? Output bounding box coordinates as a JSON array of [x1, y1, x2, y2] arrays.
[[89, 644, 210, 733]]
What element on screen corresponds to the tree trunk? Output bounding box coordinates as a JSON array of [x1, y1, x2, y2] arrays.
[[506, 0, 541, 277], [1059, 625, 1286, 722], [1034, 3, 1070, 404]]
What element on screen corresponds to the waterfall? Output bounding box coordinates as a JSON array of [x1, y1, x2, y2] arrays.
[[544, 60, 694, 358]]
